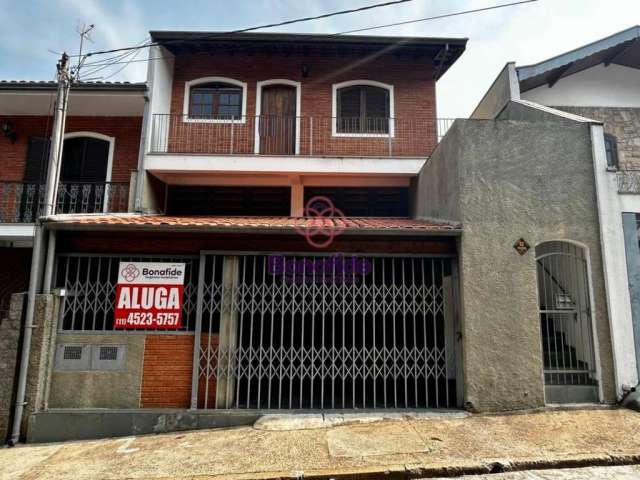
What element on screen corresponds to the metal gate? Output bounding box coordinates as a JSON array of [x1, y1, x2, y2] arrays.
[[536, 241, 599, 403], [192, 253, 459, 410]]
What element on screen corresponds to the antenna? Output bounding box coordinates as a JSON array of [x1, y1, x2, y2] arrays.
[[75, 23, 95, 81]]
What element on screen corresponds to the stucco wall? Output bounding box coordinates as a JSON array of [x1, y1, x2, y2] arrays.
[[414, 110, 615, 411], [49, 334, 144, 409], [470, 62, 519, 120], [552, 106, 640, 170]]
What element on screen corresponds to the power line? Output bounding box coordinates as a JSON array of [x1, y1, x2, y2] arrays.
[[72, 0, 418, 59], [76, 0, 539, 80]]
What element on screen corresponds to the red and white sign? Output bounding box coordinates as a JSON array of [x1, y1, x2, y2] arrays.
[[114, 262, 186, 329]]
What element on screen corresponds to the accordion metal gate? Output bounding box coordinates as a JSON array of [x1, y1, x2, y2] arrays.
[[192, 253, 459, 410]]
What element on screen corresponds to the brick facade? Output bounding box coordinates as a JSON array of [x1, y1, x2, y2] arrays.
[[0, 116, 143, 182], [166, 51, 438, 156], [554, 106, 640, 170]]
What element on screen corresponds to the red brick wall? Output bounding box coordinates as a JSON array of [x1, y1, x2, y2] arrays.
[[140, 335, 194, 408], [0, 116, 142, 182], [140, 334, 219, 409], [168, 51, 438, 156]]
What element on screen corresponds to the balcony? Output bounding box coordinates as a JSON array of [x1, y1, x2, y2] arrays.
[[150, 115, 455, 157], [0, 181, 129, 223]]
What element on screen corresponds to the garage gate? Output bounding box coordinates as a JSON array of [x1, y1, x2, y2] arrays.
[[55, 252, 460, 410]]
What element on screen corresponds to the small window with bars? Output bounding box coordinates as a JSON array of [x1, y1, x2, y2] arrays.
[[604, 133, 619, 170]]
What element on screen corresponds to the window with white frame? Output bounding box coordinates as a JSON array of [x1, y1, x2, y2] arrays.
[[334, 82, 392, 135], [184, 77, 247, 122]]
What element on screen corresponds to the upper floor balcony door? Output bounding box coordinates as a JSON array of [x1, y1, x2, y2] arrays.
[[258, 85, 296, 155]]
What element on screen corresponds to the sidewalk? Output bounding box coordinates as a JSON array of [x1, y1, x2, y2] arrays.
[[2, 408, 640, 480]]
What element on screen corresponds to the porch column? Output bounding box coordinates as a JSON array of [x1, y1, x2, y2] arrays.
[[216, 256, 239, 408]]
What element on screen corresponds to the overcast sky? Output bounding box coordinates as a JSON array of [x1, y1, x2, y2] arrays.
[[0, 0, 638, 117]]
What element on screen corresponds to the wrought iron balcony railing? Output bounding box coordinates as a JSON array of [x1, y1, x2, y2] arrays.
[[0, 181, 129, 223], [150, 115, 455, 157]]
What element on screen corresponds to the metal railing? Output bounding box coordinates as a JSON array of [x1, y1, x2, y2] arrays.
[[0, 181, 129, 223], [150, 114, 456, 157]]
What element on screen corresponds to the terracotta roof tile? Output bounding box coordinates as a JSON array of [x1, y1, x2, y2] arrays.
[[47, 215, 461, 235]]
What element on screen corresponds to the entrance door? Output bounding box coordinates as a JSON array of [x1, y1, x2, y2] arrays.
[[259, 85, 296, 155], [536, 241, 599, 403]]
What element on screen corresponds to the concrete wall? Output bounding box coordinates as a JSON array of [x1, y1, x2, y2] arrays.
[[551, 106, 640, 171], [414, 106, 616, 410], [470, 62, 520, 120], [49, 334, 144, 409]]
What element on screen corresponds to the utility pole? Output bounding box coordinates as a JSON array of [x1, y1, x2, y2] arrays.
[[9, 52, 71, 446]]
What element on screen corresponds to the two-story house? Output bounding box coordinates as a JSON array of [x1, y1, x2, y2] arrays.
[[3, 29, 623, 444]]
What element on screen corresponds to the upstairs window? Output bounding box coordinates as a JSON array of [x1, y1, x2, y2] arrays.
[[188, 82, 243, 120], [604, 133, 619, 169], [336, 83, 391, 135]]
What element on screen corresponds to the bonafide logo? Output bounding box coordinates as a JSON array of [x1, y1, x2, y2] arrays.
[[268, 255, 372, 284], [121, 264, 140, 282], [295, 196, 346, 249]]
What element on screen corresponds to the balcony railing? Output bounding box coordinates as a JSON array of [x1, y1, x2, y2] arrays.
[[0, 181, 129, 223], [150, 115, 455, 157]]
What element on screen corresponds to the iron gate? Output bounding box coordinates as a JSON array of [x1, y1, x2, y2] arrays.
[[536, 241, 599, 402], [193, 253, 458, 410]]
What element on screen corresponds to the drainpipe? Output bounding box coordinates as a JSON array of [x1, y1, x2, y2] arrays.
[[8, 223, 46, 445], [134, 94, 150, 213]]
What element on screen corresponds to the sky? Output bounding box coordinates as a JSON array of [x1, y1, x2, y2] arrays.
[[0, 0, 638, 118]]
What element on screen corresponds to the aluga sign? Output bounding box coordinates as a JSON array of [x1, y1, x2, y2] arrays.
[[114, 262, 186, 329]]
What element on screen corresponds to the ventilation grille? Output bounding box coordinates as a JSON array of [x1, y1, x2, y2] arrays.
[[63, 345, 83, 360], [99, 346, 119, 361], [55, 344, 126, 371]]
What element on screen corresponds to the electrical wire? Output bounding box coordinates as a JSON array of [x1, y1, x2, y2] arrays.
[[74, 0, 539, 81], [70, 0, 419, 59]]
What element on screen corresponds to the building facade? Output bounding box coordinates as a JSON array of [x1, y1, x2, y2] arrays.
[[0, 30, 622, 444]]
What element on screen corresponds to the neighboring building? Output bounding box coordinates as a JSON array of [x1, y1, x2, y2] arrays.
[[472, 26, 640, 399], [0, 30, 623, 444]]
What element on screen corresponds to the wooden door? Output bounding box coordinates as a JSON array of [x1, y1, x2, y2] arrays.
[[259, 86, 296, 155]]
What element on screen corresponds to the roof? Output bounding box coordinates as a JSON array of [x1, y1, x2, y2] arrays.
[[517, 25, 640, 92], [149, 30, 467, 80], [46, 214, 462, 236], [0, 80, 147, 93]]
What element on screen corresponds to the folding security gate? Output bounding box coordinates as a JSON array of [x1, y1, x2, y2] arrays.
[[193, 253, 459, 410], [536, 241, 599, 403]]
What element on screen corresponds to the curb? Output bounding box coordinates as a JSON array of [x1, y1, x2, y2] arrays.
[[187, 453, 640, 479]]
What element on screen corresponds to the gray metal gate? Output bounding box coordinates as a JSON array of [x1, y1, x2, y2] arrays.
[[192, 253, 459, 410], [536, 241, 599, 403]]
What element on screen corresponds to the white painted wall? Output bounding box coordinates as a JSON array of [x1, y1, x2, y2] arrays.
[[522, 64, 640, 108], [590, 124, 640, 397]]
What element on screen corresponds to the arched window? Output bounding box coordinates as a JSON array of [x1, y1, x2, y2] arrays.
[[334, 81, 392, 135], [604, 133, 619, 169], [183, 77, 247, 122]]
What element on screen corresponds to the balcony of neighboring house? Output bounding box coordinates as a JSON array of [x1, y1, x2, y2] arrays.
[[0, 134, 131, 232]]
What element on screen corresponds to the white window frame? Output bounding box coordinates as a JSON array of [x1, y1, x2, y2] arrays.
[[331, 80, 395, 138], [254, 79, 302, 155], [182, 76, 248, 124]]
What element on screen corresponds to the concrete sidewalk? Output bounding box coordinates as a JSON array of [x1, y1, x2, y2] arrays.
[[2, 408, 640, 480]]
